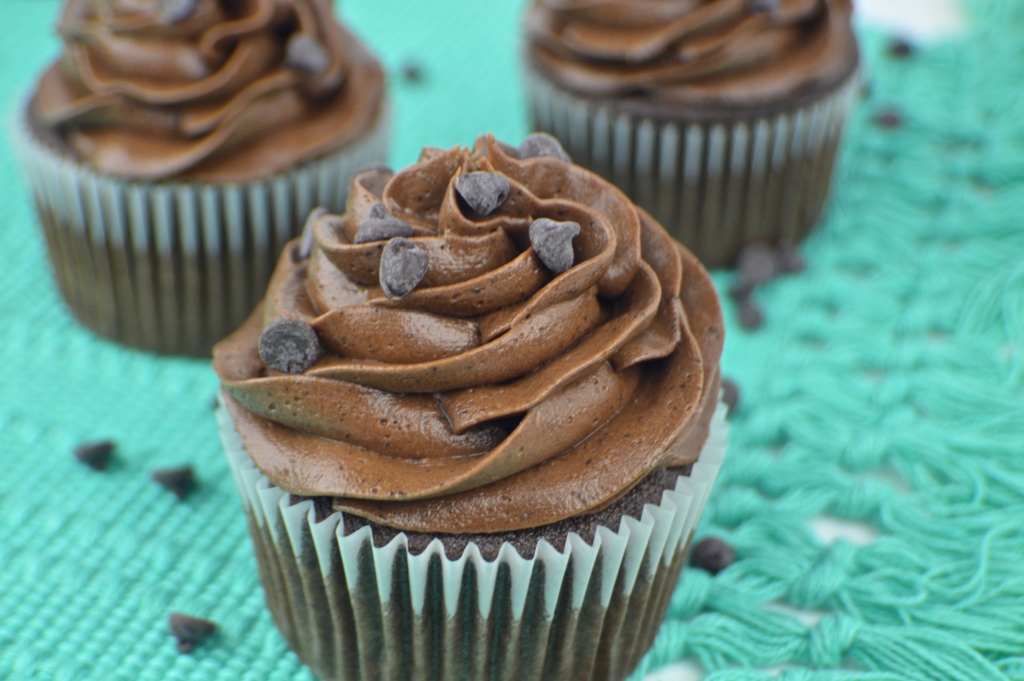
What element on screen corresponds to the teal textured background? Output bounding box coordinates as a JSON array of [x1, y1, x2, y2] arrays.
[[2, 1, 1024, 679]]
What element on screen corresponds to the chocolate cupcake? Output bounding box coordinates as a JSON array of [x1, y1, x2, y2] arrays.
[[15, 0, 388, 355], [524, 0, 860, 268], [214, 134, 726, 681]]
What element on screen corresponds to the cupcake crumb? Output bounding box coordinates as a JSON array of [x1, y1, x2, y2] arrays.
[[74, 440, 115, 470]]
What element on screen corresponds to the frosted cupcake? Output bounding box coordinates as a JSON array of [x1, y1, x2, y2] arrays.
[[524, 0, 860, 267], [214, 133, 726, 681], [16, 0, 388, 355]]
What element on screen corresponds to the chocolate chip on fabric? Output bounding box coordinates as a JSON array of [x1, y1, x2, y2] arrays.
[[738, 244, 777, 288], [529, 218, 580, 274], [747, 0, 778, 12], [258, 318, 322, 374], [400, 60, 424, 83], [368, 202, 388, 219], [159, 0, 195, 23], [168, 612, 216, 654], [355, 216, 414, 244], [380, 237, 429, 299], [690, 537, 735, 575], [721, 378, 741, 416], [775, 243, 805, 274], [356, 162, 393, 176], [296, 207, 327, 261], [738, 298, 764, 330], [284, 33, 331, 75], [874, 110, 903, 130], [889, 38, 914, 57], [518, 132, 571, 163], [74, 440, 114, 470], [152, 466, 195, 499], [209, 394, 219, 411], [455, 172, 511, 216]]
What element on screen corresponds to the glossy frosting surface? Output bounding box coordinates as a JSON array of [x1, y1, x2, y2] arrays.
[[214, 137, 724, 533], [30, 0, 385, 181], [525, 0, 859, 109]]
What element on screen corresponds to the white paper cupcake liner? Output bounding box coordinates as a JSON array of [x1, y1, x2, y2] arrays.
[[217, 401, 728, 681], [12, 102, 390, 356], [526, 72, 860, 268]]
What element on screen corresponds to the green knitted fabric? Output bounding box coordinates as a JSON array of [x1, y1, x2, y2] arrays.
[[2, 1, 1023, 679]]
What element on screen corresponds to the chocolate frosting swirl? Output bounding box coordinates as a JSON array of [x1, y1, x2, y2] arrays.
[[526, 0, 858, 109], [30, 0, 385, 181], [214, 136, 724, 534]]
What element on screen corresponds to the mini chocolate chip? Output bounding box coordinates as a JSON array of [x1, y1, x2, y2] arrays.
[[529, 218, 580, 274], [747, 0, 777, 12], [518, 133, 571, 162], [721, 378, 741, 416], [296, 207, 327, 262], [874, 110, 903, 129], [169, 612, 216, 654], [380, 237, 428, 299], [737, 244, 777, 288], [355, 216, 413, 244], [400, 60, 424, 83], [889, 38, 914, 57], [258, 318, 322, 374], [738, 298, 764, 330], [774, 243, 805, 274], [285, 33, 331, 75], [160, 0, 196, 23], [208, 394, 219, 410], [368, 202, 388, 219], [690, 537, 735, 575], [152, 466, 195, 499], [356, 162, 393, 176], [455, 172, 511, 216], [74, 440, 114, 470]]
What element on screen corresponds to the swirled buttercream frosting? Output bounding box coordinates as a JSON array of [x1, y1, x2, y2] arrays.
[[29, 0, 385, 181], [525, 0, 858, 109], [214, 135, 724, 534]]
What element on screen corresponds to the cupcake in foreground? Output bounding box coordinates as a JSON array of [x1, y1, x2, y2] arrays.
[[15, 0, 388, 355], [524, 0, 860, 268], [213, 133, 726, 681]]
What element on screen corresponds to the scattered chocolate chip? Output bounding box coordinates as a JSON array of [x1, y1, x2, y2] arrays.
[[860, 80, 873, 100], [284, 33, 331, 75], [889, 38, 914, 57], [296, 207, 326, 262], [74, 440, 114, 470], [355, 216, 413, 244], [159, 0, 195, 23], [529, 218, 580, 274], [737, 244, 777, 288], [258, 318, 322, 374], [874, 110, 903, 130], [355, 162, 393, 176], [400, 60, 424, 83], [774, 243, 805, 274], [379, 237, 428, 299], [518, 133, 571, 163], [747, 0, 777, 12], [721, 378, 741, 416], [455, 172, 511, 216], [738, 298, 764, 330], [690, 537, 735, 575], [209, 394, 219, 410], [368, 202, 388, 219], [152, 465, 195, 499], [169, 612, 216, 654]]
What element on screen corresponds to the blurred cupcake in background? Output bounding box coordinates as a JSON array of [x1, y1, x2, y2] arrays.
[[15, 0, 388, 355], [524, 0, 860, 268]]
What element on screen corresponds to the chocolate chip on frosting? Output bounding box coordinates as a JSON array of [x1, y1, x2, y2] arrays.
[[455, 172, 511, 216], [297, 207, 327, 261], [159, 0, 196, 24], [518, 133, 571, 163], [285, 33, 331, 75], [368, 202, 388, 219], [379, 237, 429, 299], [74, 440, 114, 470], [355, 216, 414, 244], [529, 218, 580, 274], [152, 465, 195, 499], [168, 612, 216, 654], [259, 318, 322, 374], [747, 0, 778, 12]]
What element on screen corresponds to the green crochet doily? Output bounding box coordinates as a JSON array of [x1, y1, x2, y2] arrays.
[[2, 1, 1023, 680]]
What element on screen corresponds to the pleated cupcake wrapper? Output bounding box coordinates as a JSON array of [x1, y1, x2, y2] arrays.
[[527, 71, 860, 268], [217, 403, 728, 681], [12, 102, 389, 356]]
